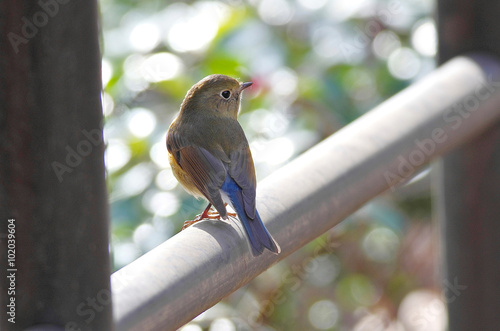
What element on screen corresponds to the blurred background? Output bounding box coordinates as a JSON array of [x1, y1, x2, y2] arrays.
[[100, 0, 443, 330]]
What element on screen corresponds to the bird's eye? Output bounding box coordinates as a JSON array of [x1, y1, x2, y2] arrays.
[[220, 90, 231, 99]]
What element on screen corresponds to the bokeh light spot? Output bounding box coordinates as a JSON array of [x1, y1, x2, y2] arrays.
[[362, 227, 400, 263], [258, 0, 294, 26], [398, 290, 447, 331], [350, 275, 380, 306], [127, 108, 157, 138], [307, 254, 340, 287], [372, 30, 401, 59], [308, 300, 339, 330], [343, 68, 377, 102], [123, 54, 149, 91], [141, 52, 184, 83], [115, 163, 154, 197], [388, 47, 421, 80], [155, 169, 178, 191], [142, 190, 180, 217], [209, 318, 236, 331], [298, 0, 327, 11], [337, 274, 381, 308], [105, 139, 131, 173], [113, 241, 140, 268], [179, 324, 203, 331], [312, 26, 342, 59], [167, 2, 228, 52], [150, 140, 171, 168], [270, 67, 298, 97], [412, 19, 437, 57], [129, 22, 160, 53]]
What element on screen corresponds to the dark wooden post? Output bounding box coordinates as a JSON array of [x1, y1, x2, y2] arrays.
[[437, 0, 500, 329], [0, 1, 112, 330]]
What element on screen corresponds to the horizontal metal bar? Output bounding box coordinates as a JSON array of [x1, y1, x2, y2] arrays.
[[112, 54, 500, 331]]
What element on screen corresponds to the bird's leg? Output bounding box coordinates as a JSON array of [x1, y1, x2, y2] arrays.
[[224, 203, 237, 218], [206, 203, 237, 218], [182, 203, 238, 230], [182, 203, 222, 230], [182, 203, 212, 230], [206, 207, 221, 218]]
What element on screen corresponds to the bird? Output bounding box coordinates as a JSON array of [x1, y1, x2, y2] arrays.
[[166, 74, 280, 256]]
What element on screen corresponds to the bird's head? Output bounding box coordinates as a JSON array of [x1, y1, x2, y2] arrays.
[[180, 74, 253, 119]]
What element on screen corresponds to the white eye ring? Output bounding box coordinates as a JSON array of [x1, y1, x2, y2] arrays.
[[220, 90, 231, 99]]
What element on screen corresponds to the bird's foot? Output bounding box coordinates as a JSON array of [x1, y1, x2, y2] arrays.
[[206, 209, 223, 219], [181, 204, 237, 230], [181, 219, 200, 230], [181, 205, 221, 230], [200, 208, 236, 220]]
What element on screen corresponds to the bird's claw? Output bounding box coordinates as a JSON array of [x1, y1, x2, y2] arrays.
[[181, 219, 199, 230], [206, 210, 222, 219], [181, 207, 222, 230], [181, 204, 237, 230], [181, 213, 206, 230]]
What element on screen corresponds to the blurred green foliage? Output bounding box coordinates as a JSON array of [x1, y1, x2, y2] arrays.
[[101, 0, 443, 330]]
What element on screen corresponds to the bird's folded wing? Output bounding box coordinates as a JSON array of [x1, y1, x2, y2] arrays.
[[229, 148, 257, 219], [177, 145, 227, 214]]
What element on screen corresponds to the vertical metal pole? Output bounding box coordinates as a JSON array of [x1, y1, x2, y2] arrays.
[[437, 0, 500, 329], [0, 1, 111, 330]]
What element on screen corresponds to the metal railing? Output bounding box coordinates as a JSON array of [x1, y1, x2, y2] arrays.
[[111, 54, 500, 331]]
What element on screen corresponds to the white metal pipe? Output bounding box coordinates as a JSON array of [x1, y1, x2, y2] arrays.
[[112, 54, 500, 331]]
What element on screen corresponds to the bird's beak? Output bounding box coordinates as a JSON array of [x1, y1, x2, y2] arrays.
[[240, 81, 253, 91]]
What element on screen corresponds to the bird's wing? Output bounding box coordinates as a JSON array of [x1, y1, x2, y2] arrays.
[[228, 146, 257, 219], [167, 130, 227, 214]]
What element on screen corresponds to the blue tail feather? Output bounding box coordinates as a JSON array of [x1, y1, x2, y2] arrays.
[[244, 209, 280, 256], [221, 178, 280, 256]]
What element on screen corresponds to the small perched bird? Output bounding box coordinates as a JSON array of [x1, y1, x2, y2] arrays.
[[166, 74, 280, 256]]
